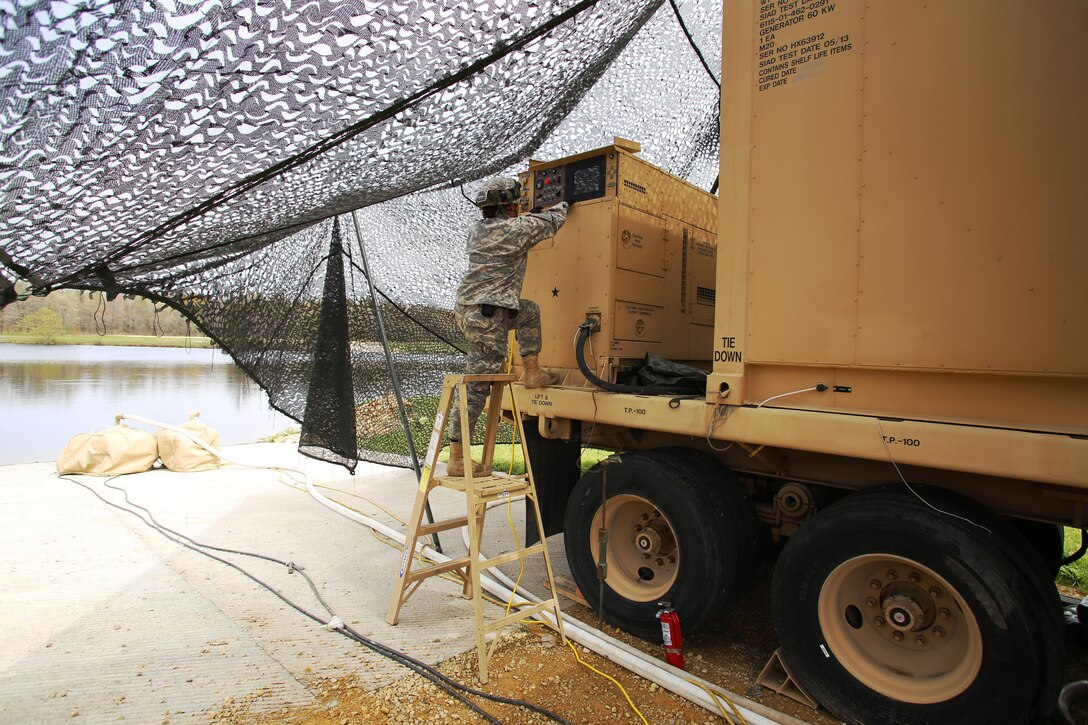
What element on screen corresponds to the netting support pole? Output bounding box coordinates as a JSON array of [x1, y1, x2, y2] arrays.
[[351, 210, 441, 553]]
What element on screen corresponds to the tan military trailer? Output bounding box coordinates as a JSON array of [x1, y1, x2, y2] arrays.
[[503, 1, 1088, 723]]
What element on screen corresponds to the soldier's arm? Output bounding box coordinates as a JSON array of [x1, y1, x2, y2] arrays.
[[512, 202, 569, 252]]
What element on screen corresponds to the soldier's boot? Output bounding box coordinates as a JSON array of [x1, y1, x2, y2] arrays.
[[446, 442, 491, 477], [523, 355, 559, 389]]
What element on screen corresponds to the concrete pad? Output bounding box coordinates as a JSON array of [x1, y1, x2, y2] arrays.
[[0, 444, 570, 723]]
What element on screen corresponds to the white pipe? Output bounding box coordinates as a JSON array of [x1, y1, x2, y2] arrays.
[[117, 413, 798, 725]]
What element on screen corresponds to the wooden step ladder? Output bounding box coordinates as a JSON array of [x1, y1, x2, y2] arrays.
[[385, 373, 567, 683]]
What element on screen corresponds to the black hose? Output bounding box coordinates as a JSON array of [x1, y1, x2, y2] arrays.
[[65, 475, 574, 725], [574, 322, 704, 396]]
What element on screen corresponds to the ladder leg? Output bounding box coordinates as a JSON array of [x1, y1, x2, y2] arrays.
[[479, 379, 505, 472], [457, 381, 474, 481], [386, 480, 432, 626], [467, 495, 489, 682], [387, 382, 456, 626]]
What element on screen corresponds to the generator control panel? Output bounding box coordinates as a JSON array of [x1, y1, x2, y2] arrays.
[[519, 150, 616, 212]]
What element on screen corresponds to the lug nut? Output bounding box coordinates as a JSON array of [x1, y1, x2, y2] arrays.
[[634, 524, 642, 531], [643, 553, 651, 560], [915, 635, 927, 646], [870, 579, 882, 590], [873, 617, 885, 627], [655, 558, 664, 566], [865, 597, 877, 608], [892, 631, 904, 642], [641, 513, 649, 521], [908, 572, 921, 583], [938, 607, 949, 619], [667, 555, 676, 564], [933, 627, 945, 638], [929, 587, 942, 598], [886, 569, 899, 580]]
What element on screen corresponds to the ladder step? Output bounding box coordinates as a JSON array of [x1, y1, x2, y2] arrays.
[[484, 599, 561, 634], [437, 475, 531, 500], [417, 515, 469, 537], [403, 556, 469, 584], [480, 543, 546, 570], [459, 373, 516, 383]]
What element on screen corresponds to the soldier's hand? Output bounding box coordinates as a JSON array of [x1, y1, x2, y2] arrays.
[[555, 201, 570, 214]]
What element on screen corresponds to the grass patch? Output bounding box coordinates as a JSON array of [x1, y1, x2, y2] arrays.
[[260, 426, 301, 443], [0, 333, 213, 348], [579, 447, 613, 473], [1058, 527, 1088, 595]]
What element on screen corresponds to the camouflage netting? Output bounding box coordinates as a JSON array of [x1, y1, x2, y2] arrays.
[[0, 0, 720, 472]]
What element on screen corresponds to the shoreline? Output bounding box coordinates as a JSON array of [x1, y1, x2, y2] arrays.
[[0, 333, 214, 348]]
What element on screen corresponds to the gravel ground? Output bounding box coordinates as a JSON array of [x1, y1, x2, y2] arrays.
[[210, 545, 1088, 724]]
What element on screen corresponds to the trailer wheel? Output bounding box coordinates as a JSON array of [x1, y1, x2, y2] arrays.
[[773, 489, 1055, 724], [564, 451, 741, 641], [652, 447, 762, 581]]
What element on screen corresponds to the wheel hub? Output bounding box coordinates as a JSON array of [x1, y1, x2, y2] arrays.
[[882, 583, 936, 633], [634, 519, 674, 557], [870, 572, 954, 647], [591, 495, 680, 601]]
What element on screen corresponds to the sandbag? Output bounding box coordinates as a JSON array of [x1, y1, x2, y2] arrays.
[[156, 417, 221, 472], [57, 424, 158, 476]]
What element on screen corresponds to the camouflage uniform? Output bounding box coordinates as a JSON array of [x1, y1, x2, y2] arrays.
[[447, 201, 569, 441]]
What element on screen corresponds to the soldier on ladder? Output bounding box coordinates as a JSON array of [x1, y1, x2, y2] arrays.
[[446, 176, 570, 476]]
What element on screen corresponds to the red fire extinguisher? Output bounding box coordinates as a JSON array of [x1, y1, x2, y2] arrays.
[[657, 601, 685, 670]]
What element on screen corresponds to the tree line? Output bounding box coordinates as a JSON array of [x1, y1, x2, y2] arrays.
[[0, 288, 193, 338], [0, 286, 460, 349]]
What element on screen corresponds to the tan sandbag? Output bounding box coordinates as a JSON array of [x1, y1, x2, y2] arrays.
[[57, 424, 158, 476], [156, 418, 221, 472]]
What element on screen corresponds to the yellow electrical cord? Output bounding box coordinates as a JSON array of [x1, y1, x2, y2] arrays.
[[684, 676, 749, 725], [566, 640, 649, 725]]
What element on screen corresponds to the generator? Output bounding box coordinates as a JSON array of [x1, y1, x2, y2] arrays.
[[518, 138, 718, 384]]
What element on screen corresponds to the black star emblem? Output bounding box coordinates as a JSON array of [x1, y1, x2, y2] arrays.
[[551, 287, 559, 297]]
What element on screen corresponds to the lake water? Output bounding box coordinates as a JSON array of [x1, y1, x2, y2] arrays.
[[0, 344, 295, 465]]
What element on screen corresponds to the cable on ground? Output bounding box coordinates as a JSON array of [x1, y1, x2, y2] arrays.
[[566, 640, 649, 724], [63, 474, 574, 725]]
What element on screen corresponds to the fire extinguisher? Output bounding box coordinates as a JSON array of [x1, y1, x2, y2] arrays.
[[656, 601, 685, 670]]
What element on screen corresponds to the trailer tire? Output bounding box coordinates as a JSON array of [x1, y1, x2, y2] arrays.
[[652, 447, 762, 580], [773, 488, 1054, 724], [564, 451, 741, 641]]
